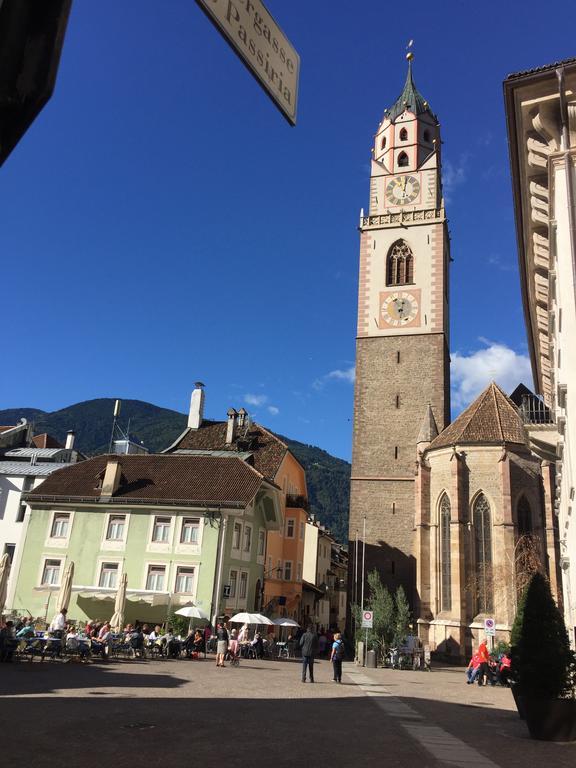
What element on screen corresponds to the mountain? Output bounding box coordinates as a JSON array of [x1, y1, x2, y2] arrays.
[[0, 399, 351, 544]]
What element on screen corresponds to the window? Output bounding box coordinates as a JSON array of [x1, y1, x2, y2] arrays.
[[398, 151, 409, 167], [243, 525, 252, 552], [284, 561, 292, 581], [258, 530, 265, 556], [395, 394, 400, 409], [99, 562, 119, 589], [41, 559, 61, 586], [239, 571, 248, 599], [381, 135, 386, 149], [386, 240, 414, 286], [423, 129, 431, 143], [473, 494, 493, 613], [297, 562, 302, 581], [50, 513, 70, 539], [394, 446, 399, 459], [233, 522, 242, 550], [399, 127, 408, 141], [175, 566, 195, 593], [106, 515, 126, 541], [517, 497, 533, 536], [3, 543, 15, 564], [181, 518, 200, 544], [17, 477, 34, 522], [146, 565, 165, 591], [152, 517, 171, 543], [439, 494, 452, 612], [229, 569, 238, 598], [300, 522, 305, 540], [286, 519, 295, 538]]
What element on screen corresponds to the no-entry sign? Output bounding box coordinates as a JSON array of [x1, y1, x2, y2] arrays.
[[361, 610, 373, 629]]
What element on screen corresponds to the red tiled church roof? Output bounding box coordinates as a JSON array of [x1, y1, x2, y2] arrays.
[[429, 382, 527, 451]]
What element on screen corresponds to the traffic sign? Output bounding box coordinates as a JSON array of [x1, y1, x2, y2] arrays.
[[361, 610, 373, 629], [222, 584, 231, 598], [484, 617, 496, 636]]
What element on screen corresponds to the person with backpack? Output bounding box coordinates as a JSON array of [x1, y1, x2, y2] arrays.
[[330, 632, 344, 683]]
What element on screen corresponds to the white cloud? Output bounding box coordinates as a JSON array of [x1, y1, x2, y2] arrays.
[[313, 366, 356, 390], [443, 155, 468, 202], [267, 406, 279, 416], [451, 341, 532, 411], [244, 393, 268, 407]]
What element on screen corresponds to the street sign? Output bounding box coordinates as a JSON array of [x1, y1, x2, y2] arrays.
[[222, 584, 231, 598], [195, 0, 300, 125], [484, 617, 496, 636], [361, 610, 373, 629]]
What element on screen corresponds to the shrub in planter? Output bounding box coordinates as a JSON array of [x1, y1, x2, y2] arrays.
[[510, 572, 576, 741]]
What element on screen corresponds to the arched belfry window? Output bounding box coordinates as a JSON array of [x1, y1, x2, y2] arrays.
[[423, 129, 431, 143], [473, 493, 493, 613], [398, 151, 409, 167], [440, 494, 452, 612], [517, 496, 533, 536], [381, 136, 386, 149], [387, 240, 414, 286], [399, 127, 408, 141]]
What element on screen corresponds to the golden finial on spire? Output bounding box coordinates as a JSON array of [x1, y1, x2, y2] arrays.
[[406, 39, 414, 61]]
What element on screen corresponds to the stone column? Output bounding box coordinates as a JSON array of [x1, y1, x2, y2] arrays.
[[450, 448, 467, 656], [414, 454, 431, 635], [497, 449, 517, 629], [541, 460, 562, 606]]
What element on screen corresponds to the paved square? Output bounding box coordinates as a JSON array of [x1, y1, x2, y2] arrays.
[[1, 658, 574, 766]]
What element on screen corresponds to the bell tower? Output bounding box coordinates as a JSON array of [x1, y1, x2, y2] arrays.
[[349, 53, 451, 606]]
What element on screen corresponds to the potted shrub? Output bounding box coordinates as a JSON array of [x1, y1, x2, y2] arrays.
[[511, 572, 576, 741]]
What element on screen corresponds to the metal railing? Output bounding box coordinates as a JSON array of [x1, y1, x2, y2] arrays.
[[519, 394, 554, 425]]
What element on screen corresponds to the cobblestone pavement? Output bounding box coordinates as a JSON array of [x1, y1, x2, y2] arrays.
[[1, 657, 574, 766]]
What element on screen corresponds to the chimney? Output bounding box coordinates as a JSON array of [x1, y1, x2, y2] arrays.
[[188, 382, 205, 429], [226, 408, 237, 444], [65, 430, 76, 450], [237, 407, 247, 429], [101, 459, 122, 498]]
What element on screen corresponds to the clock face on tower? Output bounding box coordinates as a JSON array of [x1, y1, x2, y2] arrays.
[[385, 174, 421, 206], [380, 291, 419, 327]]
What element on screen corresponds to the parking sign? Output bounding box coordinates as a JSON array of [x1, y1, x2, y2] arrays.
[[484, 617, 495, 636]]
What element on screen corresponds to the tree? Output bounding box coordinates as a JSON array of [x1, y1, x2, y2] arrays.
[[393, 586, 411, 647], [511, 572, 575, 699], [352, 569, 395, 663]]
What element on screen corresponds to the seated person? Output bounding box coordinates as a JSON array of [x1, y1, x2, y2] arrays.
[[128, 623, 145, 657], [16, 619, 35, 639], [164, 627, 181, 659], [193, 629, 205, 654], [250, 632, 264, 659], [466, 652, 482, 684], [499, 652, 512, 686], [0, 621, 18, 662]]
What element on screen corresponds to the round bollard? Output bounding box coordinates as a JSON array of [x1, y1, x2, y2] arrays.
[[366, 649, 377, 668]]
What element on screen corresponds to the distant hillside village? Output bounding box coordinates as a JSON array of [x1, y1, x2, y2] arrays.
[[0, 384, 347, 630]]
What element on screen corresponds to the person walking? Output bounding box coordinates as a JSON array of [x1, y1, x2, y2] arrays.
[[299, 625, 319, 682], [215, 622, 228, 668], [330, 632, 344, 683]]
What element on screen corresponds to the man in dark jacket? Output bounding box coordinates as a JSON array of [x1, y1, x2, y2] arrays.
[[299, 626, 319, 682]]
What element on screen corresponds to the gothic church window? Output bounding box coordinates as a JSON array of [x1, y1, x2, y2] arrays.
[[399, 128, 408, 141], [440, 494, 452, 612], [398, 151, 409, 167], [473, 493, 493, 613], [386, 240, 414, 286], [517, 496, 533, 536]]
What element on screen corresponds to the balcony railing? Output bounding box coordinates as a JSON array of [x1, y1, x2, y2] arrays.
[[286, 494, 309, 510], [519, 394, 554, 425]]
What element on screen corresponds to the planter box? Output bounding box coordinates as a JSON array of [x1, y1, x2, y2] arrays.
[[523, 696, 576, 742], [510, 682, 525, 720]]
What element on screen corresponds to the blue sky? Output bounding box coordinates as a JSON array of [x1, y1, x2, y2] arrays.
[[1, 1, 574, 460]]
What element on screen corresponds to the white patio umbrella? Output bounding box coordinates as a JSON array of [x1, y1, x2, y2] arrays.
[[56, 560, 74, 613], [228, 611, 273, 625], [175, 605, 209, 620], [0, 553, 10, 617], [110, 572, 127, 632], [272, 617, 300, 627]]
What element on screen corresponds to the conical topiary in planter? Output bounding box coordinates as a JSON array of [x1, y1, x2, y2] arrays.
[[511, 572, 576, 741]]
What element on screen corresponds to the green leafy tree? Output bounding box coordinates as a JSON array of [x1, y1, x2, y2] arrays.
[[353, 569, 395, 663], [511, 572, 575, 699], [393, 586, 411, 647]]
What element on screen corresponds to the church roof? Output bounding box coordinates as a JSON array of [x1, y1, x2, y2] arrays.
[[385, 60, 436, 123], [417, 404, 439, 444], [428, 383, 527, 451]]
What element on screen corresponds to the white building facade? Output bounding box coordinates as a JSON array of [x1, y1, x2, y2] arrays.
[[505, 57, 576, 645]]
